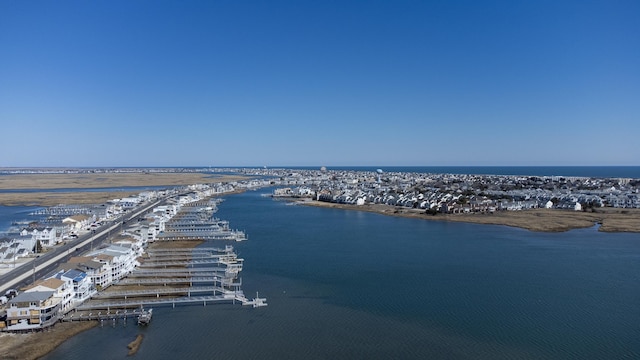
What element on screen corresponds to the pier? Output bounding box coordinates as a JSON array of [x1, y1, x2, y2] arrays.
[[77, 293, 244, 310], [157, 204, 247, 241], [61, 308, 148, 323], [90, 285, 227, 299], [115, 276, 241, 287]]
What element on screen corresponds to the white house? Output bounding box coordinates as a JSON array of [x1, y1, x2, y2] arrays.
[[20, 227, 58, 247], [91, 244, 138, 284], [53, 268, 95, 304], [62, 214, 92, 231], [25, 277, 74, 314], [67, 256, 113, 291]]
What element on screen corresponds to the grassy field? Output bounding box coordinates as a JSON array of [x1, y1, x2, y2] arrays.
[[0, 191, 142, 206], [0, 172, 246, 190], [0, 173, 248, 206]]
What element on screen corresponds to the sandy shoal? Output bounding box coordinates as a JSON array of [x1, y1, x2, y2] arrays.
[[301, 200, 640, 233]]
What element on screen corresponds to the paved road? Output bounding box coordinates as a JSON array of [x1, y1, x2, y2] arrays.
[[0, 197, 168, 295]]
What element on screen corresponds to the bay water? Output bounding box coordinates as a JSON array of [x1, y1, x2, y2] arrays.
[[40, 189, 640, 359]]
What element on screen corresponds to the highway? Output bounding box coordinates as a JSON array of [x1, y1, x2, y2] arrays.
[[0, 197, 168, 295]]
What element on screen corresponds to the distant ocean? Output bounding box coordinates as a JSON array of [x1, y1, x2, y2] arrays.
[[42, 189, 640, 360], [281, 166, 640, 178]]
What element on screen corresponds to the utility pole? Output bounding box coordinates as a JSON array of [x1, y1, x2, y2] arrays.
[[32, 256, 38, 283]]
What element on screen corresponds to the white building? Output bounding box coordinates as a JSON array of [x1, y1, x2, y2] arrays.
[[20, 227, 58, 247], [5, 291, 61, 330]]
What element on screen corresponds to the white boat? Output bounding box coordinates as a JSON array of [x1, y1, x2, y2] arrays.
[[252, 292, 267, 308], [241, 292, 268, 308], [137, 308, 153, 325]]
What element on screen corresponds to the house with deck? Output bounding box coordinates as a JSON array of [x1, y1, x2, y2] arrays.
[[4, 291, 61, 331]]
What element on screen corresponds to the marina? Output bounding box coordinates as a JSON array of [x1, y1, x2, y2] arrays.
[[0, 196, 266, 337], [69, 202, 264, 319], [156, 204, 247, 242]]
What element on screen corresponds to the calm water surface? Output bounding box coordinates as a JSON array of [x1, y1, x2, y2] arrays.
[[41, 190, 640, 359]]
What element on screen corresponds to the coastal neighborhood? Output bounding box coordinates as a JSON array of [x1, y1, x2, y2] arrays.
[[0, 179, 259, 332], [1, 167, 639, 333], [240, 167, 640, 212]]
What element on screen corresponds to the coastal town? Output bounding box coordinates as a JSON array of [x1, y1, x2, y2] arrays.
[[3, 167, 638, 211], [1, 167, 639, 334], [0, 179, 263, 334], [239, 167, 640, 212]]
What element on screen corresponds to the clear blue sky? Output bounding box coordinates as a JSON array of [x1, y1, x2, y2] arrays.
[[1, 0, 638, 167]]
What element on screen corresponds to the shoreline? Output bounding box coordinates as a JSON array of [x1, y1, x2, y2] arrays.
[[299, 199, 640, 233], [0, 320, 98, 360], [0, 240, 205, 358]]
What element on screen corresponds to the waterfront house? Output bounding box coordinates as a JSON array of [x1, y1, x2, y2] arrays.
[[25, 278, 74, 313], [62, 214, 92, 231], [67, 256, 113, 291], [5, 291, 60, 330], [92, 244, 137, 283], [48, 266, 95, 305]]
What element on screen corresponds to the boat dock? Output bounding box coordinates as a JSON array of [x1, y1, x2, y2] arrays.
[[156, 204, 247, 241], [91, 285, 228, 299], [116, 276, 241, 287], [76, 292, 244, 311], [61, 308, 149, 323], [61, 200, 266, 328]]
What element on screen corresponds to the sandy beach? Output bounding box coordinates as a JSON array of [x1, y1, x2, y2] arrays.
[[301, 200, 640, 233]]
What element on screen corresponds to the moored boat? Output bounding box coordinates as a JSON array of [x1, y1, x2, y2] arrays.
[[137, 308, 153, 325]]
